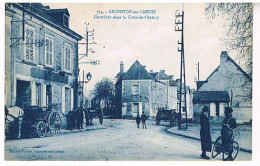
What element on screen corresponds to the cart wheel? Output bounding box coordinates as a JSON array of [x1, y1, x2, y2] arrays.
[[212, 136, 222, 158], [36, 121, 47, 138], [48, 111, 61, 136], [99, 117, 103, 124], [156, 118, 161, 125], [170, 118, 174, 127], [222, 141, 239, 161]]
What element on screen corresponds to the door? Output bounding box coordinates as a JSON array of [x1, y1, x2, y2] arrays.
[[65, 87, 71, 113], [36, 83, 42, 107], [132, 103, 139, 117], [16, 80, 31, 108], [46, 85, 52, 108]]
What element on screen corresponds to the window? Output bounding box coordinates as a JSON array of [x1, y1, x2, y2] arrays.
[[64, 43, 71, 72], [45, 34, 54, 66], [36, 83, 42, 107], [63, 14, 69, 27], [24, 24, 35, 62], [132, 84, 139, 95]]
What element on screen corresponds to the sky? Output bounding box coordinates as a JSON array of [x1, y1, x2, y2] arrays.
[[47, 3, 230, 93]]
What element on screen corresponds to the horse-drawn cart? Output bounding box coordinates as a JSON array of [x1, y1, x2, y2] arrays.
[[21, 105, 62, 138], [85, 99, 105, 125], [155, 108, 178, 127]]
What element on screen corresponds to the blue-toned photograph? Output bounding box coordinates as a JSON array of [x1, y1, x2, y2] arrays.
[[3, 2, 252, 161]]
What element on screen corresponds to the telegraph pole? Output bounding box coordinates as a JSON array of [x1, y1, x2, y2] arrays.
[[78, 22, 95, 60], [197, 62, 200, 81], [175, 10, 188, 129]]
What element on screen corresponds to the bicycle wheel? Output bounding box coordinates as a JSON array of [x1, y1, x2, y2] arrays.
[[230, 141, 239, 161], [222, 141, 240, 161], [212, 136, 222, 158]]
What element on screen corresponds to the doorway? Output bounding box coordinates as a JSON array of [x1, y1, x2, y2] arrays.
[[46, 85, 52, 108], [16, 80, 31, 109]]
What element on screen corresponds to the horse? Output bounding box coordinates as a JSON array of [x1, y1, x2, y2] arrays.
[[5, 106, 24, 139]]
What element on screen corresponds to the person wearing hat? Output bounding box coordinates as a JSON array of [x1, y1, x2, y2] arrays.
[[221, 107, 237, 160], [200, 105, 212, 159], [136, 113, 141, 128], [141, 111, 147, 129]]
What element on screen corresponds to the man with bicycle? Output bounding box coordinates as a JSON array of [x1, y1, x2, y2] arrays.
[[221, 107, 238, 161]]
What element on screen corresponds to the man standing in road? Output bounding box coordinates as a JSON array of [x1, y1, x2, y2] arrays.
[[141, 111, 147, 129], [200, 106, 212, 159], [136, 113, 141, 128]]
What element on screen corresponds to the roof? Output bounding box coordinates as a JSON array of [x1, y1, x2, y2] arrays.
[[196, 81, 208, 90], [225, 54, 252, 81], [169, 80, 177, 86], [193, 91, 230, 103], [122, 60, 151, 80], [198, 51, 252, 90], [159, 71, 169, 79], [9, 3, 82, 40], [45, 8, 70, 16]]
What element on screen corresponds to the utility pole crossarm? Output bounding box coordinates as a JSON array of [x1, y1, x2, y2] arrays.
[[78, 23, 95, 60]]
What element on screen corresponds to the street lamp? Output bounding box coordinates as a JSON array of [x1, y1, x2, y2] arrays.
[[78, 70, 92, 107], [86, 72, 92, 81]]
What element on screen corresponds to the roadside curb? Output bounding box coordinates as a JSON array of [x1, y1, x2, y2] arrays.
[[165, 128, 252, 153], [60, 126, 107, 135]]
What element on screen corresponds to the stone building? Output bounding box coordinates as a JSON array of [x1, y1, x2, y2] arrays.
[[193, 51, 252, 123], [115, 60, 178, 118], [5, 3, 83, 115]]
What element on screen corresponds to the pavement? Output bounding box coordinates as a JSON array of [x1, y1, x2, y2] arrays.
[[5, 119, 252, 161], [60, 123, 107, 135], [167, 123, 252, 153]]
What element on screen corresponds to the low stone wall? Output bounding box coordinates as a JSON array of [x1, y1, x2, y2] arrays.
[[232, 107, 252, 124]]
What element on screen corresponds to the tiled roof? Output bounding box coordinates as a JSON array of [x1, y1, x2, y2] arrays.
[[193, 91, 230, 103], [122, 60, 151, 80], [10, 3, 82, 40], [159, 71, 169, 79]]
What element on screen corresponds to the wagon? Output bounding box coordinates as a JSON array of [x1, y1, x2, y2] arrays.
[[85, 99, 105, 125], [155, 108, 178, 127], [21, 105, 62, 138], [85, 107, 104, 125]]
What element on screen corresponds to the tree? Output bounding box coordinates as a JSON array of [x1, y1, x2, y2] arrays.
[[205, 3, 253, 76], [93, 78, 115, 115]]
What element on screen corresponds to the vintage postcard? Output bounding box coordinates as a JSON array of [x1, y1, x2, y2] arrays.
[[3, 2, 253, 162]]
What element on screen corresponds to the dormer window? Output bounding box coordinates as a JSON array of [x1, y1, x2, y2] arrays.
[[63, 14, 69, 27]]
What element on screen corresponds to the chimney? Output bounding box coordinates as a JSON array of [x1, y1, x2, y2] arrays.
[[142, 66, 146, 70], [160, 70, 165, 74], [220, 51, 228, 65], [120, 61, 124, 73], [150, 70, 153, 73]]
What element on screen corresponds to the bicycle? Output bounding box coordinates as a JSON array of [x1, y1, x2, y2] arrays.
[[211, 129, 240, 161]]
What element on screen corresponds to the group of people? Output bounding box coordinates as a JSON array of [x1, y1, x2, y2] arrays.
[[67, 105, 89, 130], [136, 112, 147, 129], [200, 106, 237, 160]]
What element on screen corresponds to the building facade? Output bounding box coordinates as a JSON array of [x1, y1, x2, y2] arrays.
[[193, 51, 252, 123], [5, 3, 82, 115], [115, 60, 178, 118], [176, 80, 194, 120]]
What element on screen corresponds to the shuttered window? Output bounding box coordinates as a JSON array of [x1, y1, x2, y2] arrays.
[[24, 25, 35, 62], [45, 34, 54, 66], [64, 43, 71, 72]]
